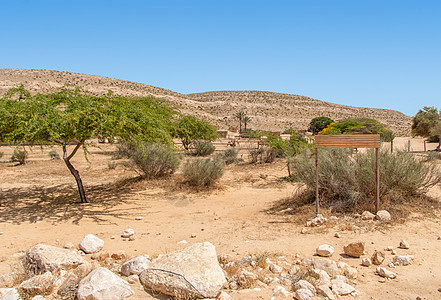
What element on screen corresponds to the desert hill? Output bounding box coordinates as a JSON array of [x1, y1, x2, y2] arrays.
[[0, 69, 411, 134]]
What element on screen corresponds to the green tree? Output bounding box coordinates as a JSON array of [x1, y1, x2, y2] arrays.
[[430, 120, 441, 147], [308, 116, 334, 135], [174, 115, 218, 151], [0, 87, 177, 203], [321, 118, 395, 142], [235, 111, 245, 133], [412, 106, 440, 142], [243, 116, 252, 131]]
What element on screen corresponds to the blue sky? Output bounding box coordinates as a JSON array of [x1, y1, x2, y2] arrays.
[[1, 0, 440, 116]]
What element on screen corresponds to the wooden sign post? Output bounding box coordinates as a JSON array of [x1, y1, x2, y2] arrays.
[[314, 134, 381, 215]]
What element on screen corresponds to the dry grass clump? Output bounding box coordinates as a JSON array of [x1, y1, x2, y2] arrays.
[[183, 157, 224, 187], [287, 149, 441, 214]]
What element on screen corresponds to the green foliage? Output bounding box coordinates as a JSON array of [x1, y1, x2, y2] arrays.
[[429, 120, 441, 144], [412, 106, 439, 140], [0, 151, 3, 159], [4, 84, 31, 101], [321, 118, 395, 142], [121, 142, 180, 179], [308, 117, 334, 135], [216, 148, 238, 165], [48, 149, 60, 160], [108, 161, 117, 169], [11, 148, 28, 165], [183, 157, 224, 187], [174, 116, 218, 150], [291, 149, 441, 212], [192, 140, 216, 156], [235, 111, 246, 132], [249, 148, 276, 164]]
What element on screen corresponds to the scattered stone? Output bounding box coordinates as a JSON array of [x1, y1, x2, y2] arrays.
[[57, 273, 80, 298], [0, 273, 15, 288], [313, 258, 339, 277], [63, 242, 75, 250], [25, 244, 86, 274], [437, 236, 441, 240], [77, 267, 134, 300], [378, 278, 386, 283], [385, 246, 393, 251], [19, 271, 56, 296], [217, 291, 232, 299], [334, 232, 341, 238], [371, 251, 385, 265], [388, 262, 396, 268], [91, 251, 109, 262], [316, 244, 334, 257], [332, 275, 348, 284], [121, 229, 135, 238], [0, 288, 20, 300], [79, 234, 104, 254], [393, 255, 413, 266], [295, 288, 314, 300], [344, 267, 358, 280], [111, 250, 128, 261], [110, 236, 116, 240], [361, 258, 372, 267], [273, 285, 293, 298], [269, 263, 283, 274], [129, 235, 135, 241], [126, 275, 139, 284], [316, 284, 335, 300], [293, 280, 316, 294], [331, 280, 356, 296], [139, 242, 226, 298], [306, 214, 327, 227], [190, 234, 197, 238], [391, 250, 397, 255], [376, 210, 391, 222], [121, 256, 150, 276], [399, 240, 410, 249], [178, 240, 188, 245], [135, 216, 143, 220], [289, 265, 300, 275], [361, 211, 376, 220], [300, 228, 308, 234], [376, 267, 396, 279], [344, 241, 365, 258], [306, 269, 331, 287]]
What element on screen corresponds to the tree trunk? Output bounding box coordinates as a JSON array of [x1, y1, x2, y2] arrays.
[[62, 143, 88, 203]]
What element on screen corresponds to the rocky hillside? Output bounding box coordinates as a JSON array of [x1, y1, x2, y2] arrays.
[[0, 69, 411, 135]]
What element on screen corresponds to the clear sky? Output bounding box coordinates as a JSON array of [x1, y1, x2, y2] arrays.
[[1, 0, 440, 116]]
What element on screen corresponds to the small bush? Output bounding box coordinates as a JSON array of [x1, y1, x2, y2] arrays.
[[11, 148, 28, 165], [108, 161, 117, 169], [216, 148, 238, 165], [192, 140, 215, 156], [120, 142, 180, 179], [249, 148, 276, 164], [291, 149, 441, 212], [183, 157, 224, 187], [426, 151, 441, 161], [48, 149, 60, 160]]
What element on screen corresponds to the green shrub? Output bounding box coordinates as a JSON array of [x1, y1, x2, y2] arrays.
[[291, 149, 441, 212], [48, 150, 60, 160], [426, 151, 441, 161], [11, 148, 28, 165], [216, 148, 238, 165], [121, 142, 180, 179], [249, 148, 276, 164], [183, 157, 224, 187], [192, 140, 215, 156], [108, 161, 117, 169], [0, 151, 3, 159]]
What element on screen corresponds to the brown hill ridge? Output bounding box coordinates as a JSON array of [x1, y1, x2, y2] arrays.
[[0, 69, 411, 134]]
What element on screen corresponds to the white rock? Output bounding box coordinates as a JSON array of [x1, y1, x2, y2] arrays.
[[331, 280, 356, 295], [393, 255, 413, 266], [343, 241, 365, 258], [63, 242, 75, 250], [0, 273, 15, 288], [0, 288, 20, 300], [307, 269, 331, 287], [361, 258, 372, 266], [217, 291, 232, 299], [79, 234, 104, 254], [177, 240, 188, 245], [77, 267, 134, 300], [293, 280, 316, 294], [269, 263, 283, 274], [121, 256, 150, 276], [313, 258, 339, 277], [126, 275, 139, 284], [376, 210, 391, 222], [361, 211, 376, 220], [344, 266, 358, 280], [307, 214, 327, 227], [31, 296, 45, 300], [25, 244, 86, 274], [376, 267, 396, 279], [295, 288, 314, 300], [399, 240, 410, 249], [139, 242, 226, 298], [20, 271, 55, 296], [316, 244, 334, 257], [332, 275, 349, 284], [121, 229, 135, 238], [316, 284, 335, 300], [334, 232, 341, 238], [135, 216, 143, 220], [273, 285, 293, 297]]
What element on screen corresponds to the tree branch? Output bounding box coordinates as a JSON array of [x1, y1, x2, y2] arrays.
[[67, 140, 84, 161]]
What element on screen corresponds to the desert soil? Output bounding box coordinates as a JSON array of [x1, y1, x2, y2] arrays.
[[0, 138, 440, 299]]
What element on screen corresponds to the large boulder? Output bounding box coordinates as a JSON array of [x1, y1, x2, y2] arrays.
[[0, 288, 20, 300], [25, 244, 87, 274], [77, 267, 134, 300], [139, 242, 226, 298], [79, 234, 104, 254], [121, 256, 150, 276], [343, 241, 365, 258], [312, 258, 339, 277]]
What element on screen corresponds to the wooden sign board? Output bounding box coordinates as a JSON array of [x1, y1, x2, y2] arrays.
[[315, 134, 380, 149]]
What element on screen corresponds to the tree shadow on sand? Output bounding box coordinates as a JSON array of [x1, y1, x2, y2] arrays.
[[0, 177, 146, 225]]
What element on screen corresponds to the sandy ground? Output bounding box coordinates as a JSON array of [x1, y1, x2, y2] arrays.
[[0, 139, 440, 299]]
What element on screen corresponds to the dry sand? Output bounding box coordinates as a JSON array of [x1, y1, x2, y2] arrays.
[[0, 140, 440, 299]]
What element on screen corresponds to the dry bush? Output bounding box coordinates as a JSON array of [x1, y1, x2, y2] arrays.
[[192, 140, 215, 156], [11, 148, 28, 165], [183, 157, 224, 187], [215, 148, 238, 165], [290, 149, 441, 213]]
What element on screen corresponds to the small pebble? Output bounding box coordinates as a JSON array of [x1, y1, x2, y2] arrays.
[[190, 234, 197, 238], [129, 235, 135, 241], [334, 232, 341, 238], [385, 246, 393, 251], [0, 232, 3, 235], [110, 236, 116, 239], [391, 250, 397, 255], [135, 216, 143, 220], [300, 228, 308, 234]]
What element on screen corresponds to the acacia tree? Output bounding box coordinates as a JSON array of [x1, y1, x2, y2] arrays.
[[412, 106, 440, 142], [0, 87, 177, 203], [174, 115, 218, 150], [308, 116, 334, 135]]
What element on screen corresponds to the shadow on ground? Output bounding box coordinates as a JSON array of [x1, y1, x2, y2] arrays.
[[0, 177, 145, 225]]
